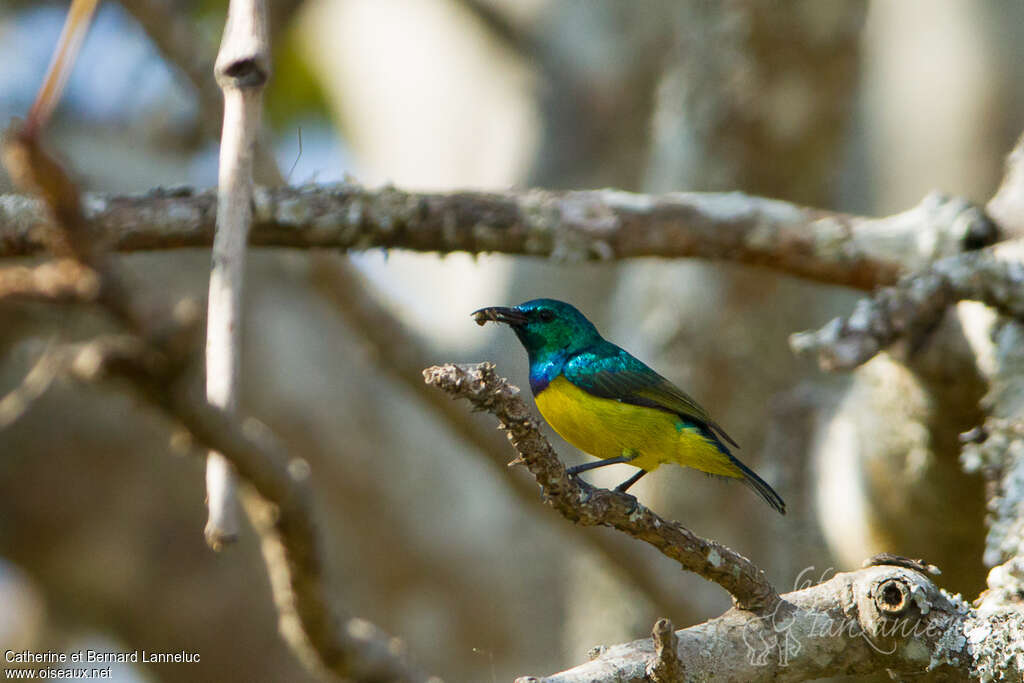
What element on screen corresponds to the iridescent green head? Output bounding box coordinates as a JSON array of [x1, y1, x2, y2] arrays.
[[472, 298, 602, 363]]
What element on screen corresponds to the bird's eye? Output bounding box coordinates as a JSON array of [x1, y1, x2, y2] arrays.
[[538, 310, 555, 322]]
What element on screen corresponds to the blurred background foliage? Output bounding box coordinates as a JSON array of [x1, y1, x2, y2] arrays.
[[1, 1, 1023, 681]]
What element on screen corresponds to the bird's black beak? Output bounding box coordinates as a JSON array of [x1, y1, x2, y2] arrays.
[[472, 306, 528, 327]]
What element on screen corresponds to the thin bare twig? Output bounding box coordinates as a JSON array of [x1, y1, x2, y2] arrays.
[[424, 362, 778, 611], [203, 0, 273, 548], [25, 0, 100, 137], [101, 4, 437, 676], [0, 184, 998, 290]]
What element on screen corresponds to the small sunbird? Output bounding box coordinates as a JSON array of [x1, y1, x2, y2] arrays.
[[473, 298, 785, 514]]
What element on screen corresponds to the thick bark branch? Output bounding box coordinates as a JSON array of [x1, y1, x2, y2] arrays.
[[0, 184, 996, 290], [520, 564, 993, 682], [958, 245, 1024, 621], [424, 362, 777, 611]]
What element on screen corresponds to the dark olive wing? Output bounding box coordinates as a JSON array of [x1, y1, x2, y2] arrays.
[[564, 345, 739, 448], [565, 344, 786, 513]]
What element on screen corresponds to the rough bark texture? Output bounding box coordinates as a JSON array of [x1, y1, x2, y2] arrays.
[[521, 565, 989, 682], [0, 184, 997, 289]]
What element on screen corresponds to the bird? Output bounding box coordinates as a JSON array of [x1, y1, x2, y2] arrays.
[[472, 298, 785, 514]]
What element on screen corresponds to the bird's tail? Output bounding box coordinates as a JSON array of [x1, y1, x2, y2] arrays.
[[700, 428, 786, 514], [729, 455, 786, 515]]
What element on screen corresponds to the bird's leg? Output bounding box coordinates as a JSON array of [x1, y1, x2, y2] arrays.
[[614, 469, 647, 492], [566, 455, 632, 476]]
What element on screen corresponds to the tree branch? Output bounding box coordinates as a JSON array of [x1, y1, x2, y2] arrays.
[[781, 131, 1024, 682], [202, 0, 273, 549], [0, 184, 997, 290], [519, 564, 998, 682], [423, 362, 778, 611], [789, 242, 1024, 371]]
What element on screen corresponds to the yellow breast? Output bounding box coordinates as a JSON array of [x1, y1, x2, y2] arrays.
[[534, 375, 741, 477]]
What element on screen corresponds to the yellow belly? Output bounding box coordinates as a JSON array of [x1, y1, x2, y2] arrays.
[[534, 375, 742, 477]]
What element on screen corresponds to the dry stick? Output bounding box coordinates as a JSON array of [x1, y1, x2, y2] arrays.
[[424, 362, 778, 611], [0, 184, 999, 291], [24, 0, 99, 137], [309, 255, 697, 619], [118, 0, 286, 547], [204, 0, 271, 548]]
